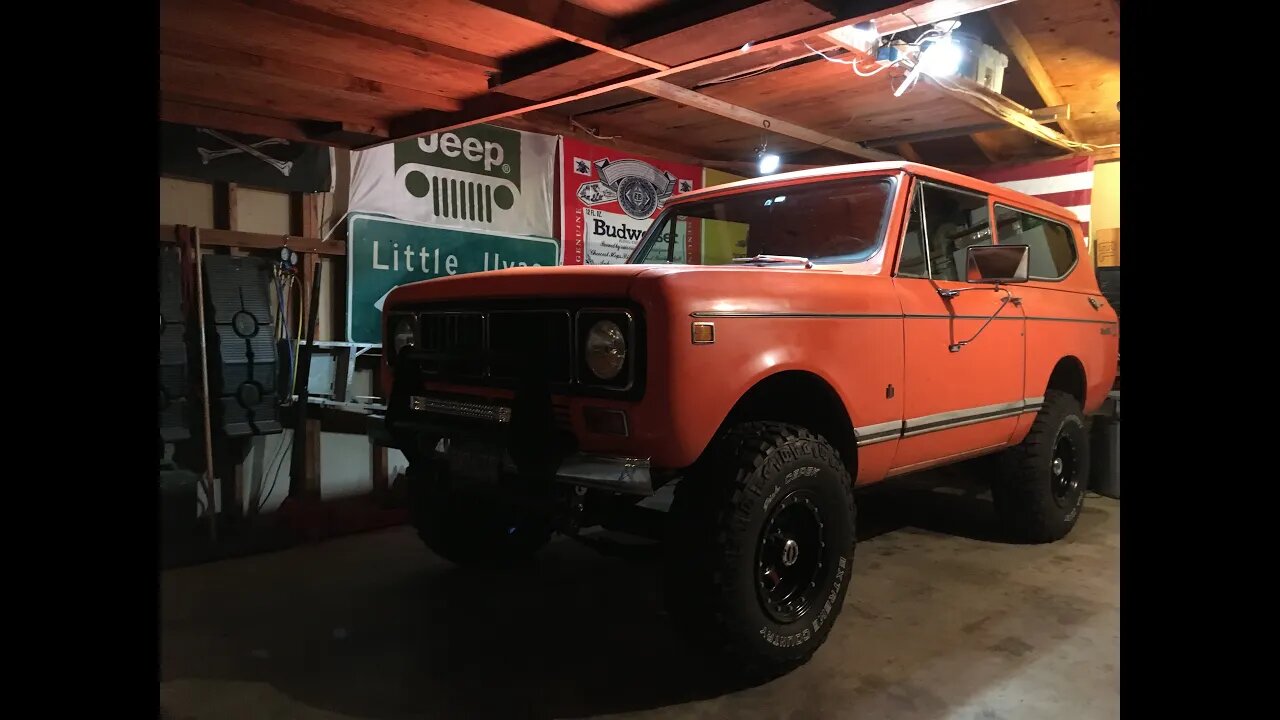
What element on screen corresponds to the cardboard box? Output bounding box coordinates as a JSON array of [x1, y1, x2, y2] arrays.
[[1095, 227, 1120, 267]]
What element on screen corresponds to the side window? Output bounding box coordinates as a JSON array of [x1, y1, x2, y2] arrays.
[[920, 184, 992, 282], [896, 186, 928, 278], [994, 205, 1077, 279]]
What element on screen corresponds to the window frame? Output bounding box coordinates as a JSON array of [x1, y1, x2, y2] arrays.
[[892, 177, 993, 282], [990, 202, 1079, 282], [629, 174, 899, 266]]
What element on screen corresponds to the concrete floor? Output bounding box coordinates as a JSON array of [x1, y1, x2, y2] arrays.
[[161, 468, 1119, 720]]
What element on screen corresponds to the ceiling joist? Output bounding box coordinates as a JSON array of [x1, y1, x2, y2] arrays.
[[988, 7, 1080, 140], [382, 0, 1018, 146], [926, 76, 1078, 152], [471, 0, 669, 71], [634, 79, 897, 162], [238, 0, 501, 72]]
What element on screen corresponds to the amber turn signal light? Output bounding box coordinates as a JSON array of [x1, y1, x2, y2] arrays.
[[691, 321, 715, 344]]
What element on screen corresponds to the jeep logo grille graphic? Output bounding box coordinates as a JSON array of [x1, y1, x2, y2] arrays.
[[430, 175, 497, 223]]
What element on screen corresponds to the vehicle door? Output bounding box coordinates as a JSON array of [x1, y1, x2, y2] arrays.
[[889, 179, 1027, 473]]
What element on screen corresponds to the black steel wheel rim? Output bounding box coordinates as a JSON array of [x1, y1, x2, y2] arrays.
[[756, 489, 826, 623], [1051, 433, 1079, 501]]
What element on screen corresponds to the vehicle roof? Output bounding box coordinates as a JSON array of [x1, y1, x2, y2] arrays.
[[674, 161, 1082, 228]]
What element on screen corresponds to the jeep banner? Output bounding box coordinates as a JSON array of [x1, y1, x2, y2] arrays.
[[349, 124, 558, 239], [560, 137, 702, 265]]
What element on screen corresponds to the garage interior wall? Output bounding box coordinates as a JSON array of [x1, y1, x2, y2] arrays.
[[1090, 160, 1119, 264], [161, 149, 409, 514], [1091, 160, 1119, 232]]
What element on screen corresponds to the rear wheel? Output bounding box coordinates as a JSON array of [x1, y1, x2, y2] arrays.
[[992, 390, 1089, 543], [664, 421, 857, 678], [407, 461, 552, 566]]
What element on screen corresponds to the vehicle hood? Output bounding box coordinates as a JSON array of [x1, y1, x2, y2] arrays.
[[383, 263, 657, 309], [382, 262, 859, 311]]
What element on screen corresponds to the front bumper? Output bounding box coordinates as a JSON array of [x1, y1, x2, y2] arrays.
[[369, 400, 654, 496]]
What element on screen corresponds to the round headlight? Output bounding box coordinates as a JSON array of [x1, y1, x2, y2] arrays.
[[392, 317, 416, 354], [585, 320, 627, 380]]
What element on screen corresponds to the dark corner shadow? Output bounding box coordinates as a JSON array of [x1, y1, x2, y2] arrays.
[[163, 458, 1103, 720], [855, 457, 1111, 544], [180, 537, 768, 720], [855, 457, 1012, 544]]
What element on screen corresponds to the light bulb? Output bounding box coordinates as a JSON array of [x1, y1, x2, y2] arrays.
[[918, 37, 963, 77], [758, 153, 781, 174]]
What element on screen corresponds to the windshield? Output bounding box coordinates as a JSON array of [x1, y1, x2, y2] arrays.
[[629, 176, 895, 265]]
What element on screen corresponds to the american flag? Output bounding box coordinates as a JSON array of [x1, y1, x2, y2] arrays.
[[974, 156, 1095, 244]]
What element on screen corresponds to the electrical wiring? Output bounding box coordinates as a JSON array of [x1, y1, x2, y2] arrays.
[[698, 57, 795, 86], [804, 30, 1120, 154], [802, 40, 862, 65], [570, 118, 619, 141], [800, 40, 911, 78]]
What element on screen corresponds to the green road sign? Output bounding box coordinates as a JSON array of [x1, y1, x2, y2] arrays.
[[345, 214, 560, 344]]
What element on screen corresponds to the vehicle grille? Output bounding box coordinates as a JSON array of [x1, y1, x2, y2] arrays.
[[418, 312, 485, 377], [418, 310, 572, 383]]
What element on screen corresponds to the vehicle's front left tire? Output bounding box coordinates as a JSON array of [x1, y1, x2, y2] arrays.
[[407, 461, 552, 567], [664, 421, 857, 679]]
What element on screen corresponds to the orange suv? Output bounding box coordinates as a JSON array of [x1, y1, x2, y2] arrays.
[[377, 161, 1119, 676]]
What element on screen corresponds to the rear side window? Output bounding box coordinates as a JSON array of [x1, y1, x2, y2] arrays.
[[994, 204, 1077, 280]]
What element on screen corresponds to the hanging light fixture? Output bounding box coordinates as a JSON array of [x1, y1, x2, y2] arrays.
[[754, 119, 780, 175]]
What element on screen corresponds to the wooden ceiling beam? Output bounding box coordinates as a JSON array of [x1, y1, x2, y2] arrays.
[[495, 109, 718, 166], [470, 0, 669, 70], [159, 99, 386, 147], [160, 31, 462, 113], [988, 7, 1080, 140], [968, 132, 1003, 162], [488, 0, 771, 95], [924, 75, 1078, 153], [236, 0, 500, 72], [895, 143, 925, 163], [865, 121, 1009, 147], [385, 0, 1018, 145], [634, 79, 897, 162]]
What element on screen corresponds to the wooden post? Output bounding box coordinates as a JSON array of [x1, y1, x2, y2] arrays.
[[305, 418, 323, 497], [213, 182, 239, 231], [190, 227, 219, 542], [289, 253, 324, 501]]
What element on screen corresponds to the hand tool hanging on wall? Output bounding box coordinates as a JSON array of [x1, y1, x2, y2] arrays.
[[191, 227, 218, 542]]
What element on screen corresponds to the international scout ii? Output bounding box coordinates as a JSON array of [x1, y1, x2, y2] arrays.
[[377, 161, 1119, 675]]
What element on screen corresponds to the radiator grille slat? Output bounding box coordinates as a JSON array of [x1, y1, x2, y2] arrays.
[[417, 310, 571, 383]]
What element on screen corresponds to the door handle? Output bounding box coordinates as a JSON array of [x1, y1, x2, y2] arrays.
[[1089, 297, 1102, 310]]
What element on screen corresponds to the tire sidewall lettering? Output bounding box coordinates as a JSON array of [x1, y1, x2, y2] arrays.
[[752, 439, 853, 652]]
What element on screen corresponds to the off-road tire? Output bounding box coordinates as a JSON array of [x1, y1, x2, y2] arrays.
[[992, 390, 1090, 543], [665, 421, 857, 679], [407, 462, 552, 567]]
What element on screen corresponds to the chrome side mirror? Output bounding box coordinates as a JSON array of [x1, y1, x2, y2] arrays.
[[966, 244, 1029, 284]]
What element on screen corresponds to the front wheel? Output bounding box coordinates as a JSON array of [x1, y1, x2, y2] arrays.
[[992, 390, 1090, 543], [664, 422, 857, 678]]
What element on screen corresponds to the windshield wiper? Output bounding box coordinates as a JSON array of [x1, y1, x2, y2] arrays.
[[730, 254, 813, 268]]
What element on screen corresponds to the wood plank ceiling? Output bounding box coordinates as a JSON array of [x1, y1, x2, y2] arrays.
[[159, 0, 1120, 171]]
